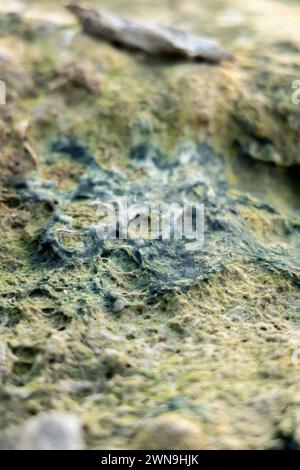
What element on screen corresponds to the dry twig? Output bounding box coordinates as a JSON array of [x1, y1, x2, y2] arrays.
[[67, 3, 232, 63]]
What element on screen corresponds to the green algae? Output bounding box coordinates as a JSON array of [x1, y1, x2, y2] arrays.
[[0, 0, 300, 450]]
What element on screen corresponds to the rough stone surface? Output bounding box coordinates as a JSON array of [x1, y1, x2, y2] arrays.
[[0, 0, 300, 451]]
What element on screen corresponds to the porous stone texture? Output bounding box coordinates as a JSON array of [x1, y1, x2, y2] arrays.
[[0, 0, 299, 450]]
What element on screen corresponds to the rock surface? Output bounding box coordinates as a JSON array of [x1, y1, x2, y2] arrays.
[[0, 0, 299, 451], [0, 412, 84, 450], [133, 413, 208, 450]]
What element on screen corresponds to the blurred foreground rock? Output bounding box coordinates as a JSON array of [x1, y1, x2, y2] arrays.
[[133, 413, 209, 450], [0, 413, 84, 450]]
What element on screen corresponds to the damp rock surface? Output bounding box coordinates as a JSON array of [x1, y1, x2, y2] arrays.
[[0, 0, 300, 451]]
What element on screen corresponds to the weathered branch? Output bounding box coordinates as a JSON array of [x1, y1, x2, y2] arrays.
[[67, 3, 233, 63]]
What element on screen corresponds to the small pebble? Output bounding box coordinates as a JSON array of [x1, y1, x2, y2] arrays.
[[133, 413, 208, 450], [112, 297, 129, 313], [17, 412, 84, 450]]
